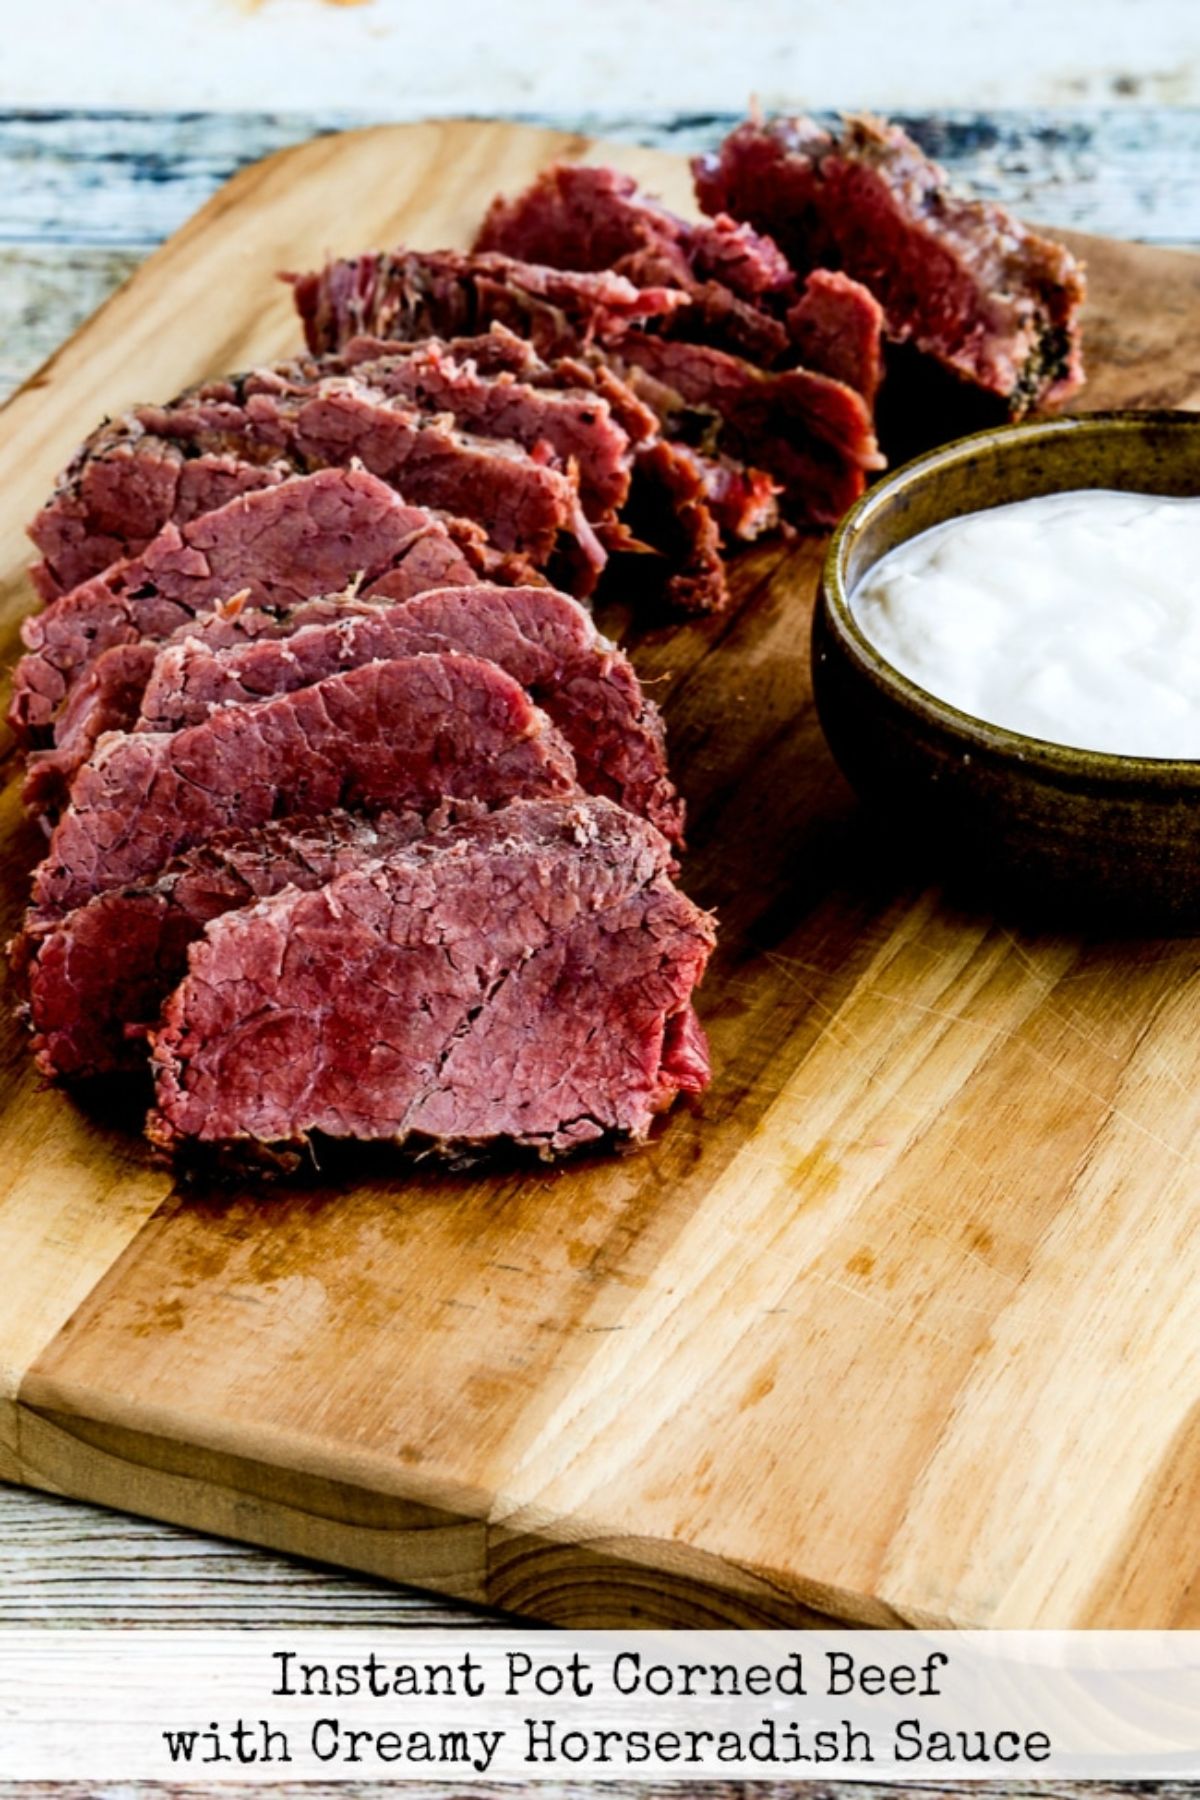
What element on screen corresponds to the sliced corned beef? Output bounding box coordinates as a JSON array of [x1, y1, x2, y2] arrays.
[[693, 113, 1086, 413], [688, 210, 794, 302], [137, 584, 684, 844], [286, 254, 790, 600], [534, 350, 660, 446], [332, 340, 635, 517], [607, 347, 782, 544], [688, 448, 781, 542], [533, 349, 773, 602], [181, 369, 605, 578], [475, 164, 787, 299], [21, 521, 501, 819], [11, 467, 487, 742], [351, 333, 669, 522], [29, 653, 577, 920], [25, 588, 396, 813], [23, 642, 160, 818], [23, 571, 473, 820], [340, 326, 542, 378], [146, 796, 715, 1162], [786, 269, 885, 404], [290, 248, 689, 361], [28, 442, 291, 602], [31, 370, 604, 600], [614, 333, 883, 526], [338, 328, 660, 457], [623, 441, 728, 616], [25, 576, 682, 831], [22, 807, 454, 1080], [475, 161, 794, 364]]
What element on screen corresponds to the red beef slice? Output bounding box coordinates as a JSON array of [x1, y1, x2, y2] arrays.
[[30, 370, 604, 600], [289, 248, 689, 361], [320, 340, 635, 518], [339, 326, 545, 378], [28, 653, 578, 920], [512, 345, 775, 600], [287, 261, 784, 603], [525, 346, 661, 445], [24, 642, 164, 817], [624, 441, 730, 616], [147, 796, 715, 1161], [20, 515, 495, 817], [22, 808, 453, 1080], [28, 445, 291, 602], [27, 582, 682, 833], [614, 333, 882, 526], [693, 113, 1086, 414], [475, 162, 794, 364], [786, 270, 885, 404], [137, 584, 684, 844], [11, 467, 487, 742]]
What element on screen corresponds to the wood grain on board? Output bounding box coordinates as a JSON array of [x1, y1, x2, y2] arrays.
[[1, 120, 1199, 1630]]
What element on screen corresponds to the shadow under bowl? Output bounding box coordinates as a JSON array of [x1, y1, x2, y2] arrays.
[[813, 410, 1200, 931]]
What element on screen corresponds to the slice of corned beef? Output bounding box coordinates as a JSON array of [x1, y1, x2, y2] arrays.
[[22, 552, 497, 818], [340, 325, 543, 379], [520, 348, 772, 605], [27, 587, 392, 809], [693, 113, 1086, 414], [28, 442, 292, 602], [21, 519, 501, 819], [289, 248, 689, 361], [475, 163, 788, 298], [351, 332, 668, 515], [342, 328, 663, 457], [146, 796, 715, 1163], [24, 642, 161, 816], [28, 327, 559, 608], [11, 467, 487, 743], [534, 351, 660, 446], [475, 161, 793, 364], [22, 806, 460, 1080], [688, 210, 794, 302], [29, 653, 578, 920], [624, 440, 728, 616], [558, 350, 777, 601], [286, 256, 779, 601], [688, 448, 781, 542], [153, 371, 605, 582], [32, 371, 604, 600], [612, 333, 883, 526], [333, 341, 635, 518], [786, 269, 885, 404], [135, 583, 684, 844], [608, 350, 781, 544]]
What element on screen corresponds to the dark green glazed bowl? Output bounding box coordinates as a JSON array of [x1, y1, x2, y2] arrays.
[[813, 411, 1200, 927]]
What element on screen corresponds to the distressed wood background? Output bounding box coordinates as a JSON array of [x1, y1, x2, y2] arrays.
[[0, 105, 1197, 1800], [3, 108, 1199, 398]]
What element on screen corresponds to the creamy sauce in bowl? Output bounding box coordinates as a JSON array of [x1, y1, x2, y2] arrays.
[[850, 490, 1200, 758]]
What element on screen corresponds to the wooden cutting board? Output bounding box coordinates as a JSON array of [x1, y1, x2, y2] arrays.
[[1, 120, 1199, 1632]]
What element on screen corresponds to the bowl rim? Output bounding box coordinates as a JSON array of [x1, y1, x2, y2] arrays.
[[822, 407, 1200, 782]]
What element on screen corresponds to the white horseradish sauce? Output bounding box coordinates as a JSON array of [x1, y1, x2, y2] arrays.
[[850, 490, 1200, 758]]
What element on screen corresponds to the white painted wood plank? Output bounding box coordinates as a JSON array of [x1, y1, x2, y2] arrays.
[[0, 246, 140, 400], [1, 110, 1196, 251], [2, 0, 1198, 113], [0, 1488, 483, 1628]]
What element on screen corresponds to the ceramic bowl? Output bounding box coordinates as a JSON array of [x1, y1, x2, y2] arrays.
[[813, 410, 1200, 927]]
